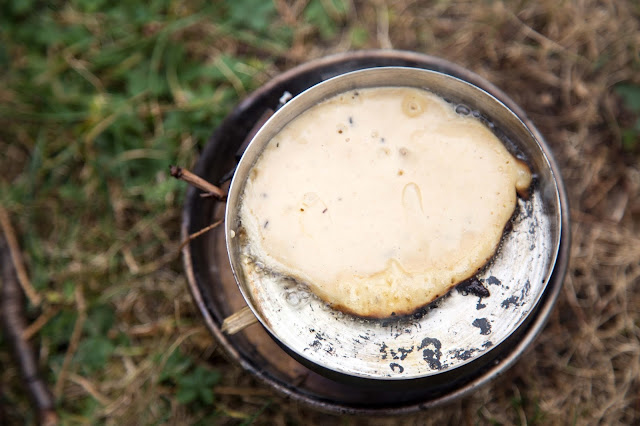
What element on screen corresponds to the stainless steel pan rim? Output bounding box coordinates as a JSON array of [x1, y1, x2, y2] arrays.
[[224, 66, 562, 384]]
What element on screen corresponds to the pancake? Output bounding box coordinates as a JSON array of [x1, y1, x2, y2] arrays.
[[238, 87, 531, 318]]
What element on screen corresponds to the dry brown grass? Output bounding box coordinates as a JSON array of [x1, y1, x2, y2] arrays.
[[1, 0, 639, 424]]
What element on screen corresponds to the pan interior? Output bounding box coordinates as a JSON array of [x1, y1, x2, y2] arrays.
[[225, 67, 561, 380]]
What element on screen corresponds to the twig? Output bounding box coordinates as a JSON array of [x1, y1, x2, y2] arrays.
[[22, 305, 61, 341], [0, 205, 41, 306], [221, 306, 258, 335], [169, 165, 226, 200], [178, 219, 224, 251], [54, 285, 87, 398], [68, 373, 113, 406], [0, 236, 58, 425]]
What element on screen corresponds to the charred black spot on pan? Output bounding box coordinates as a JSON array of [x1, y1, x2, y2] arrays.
[[521, 192, 535, 218], [501, 295, 521, 309], [456, 277, 490, 298], [472, 318, 492, 335], [263, 220, 269, 229], [412, 308, 427, 320], [322, 208, 328, 213], [452, 348, 477, 361], [390, 346, 414, 361], [348, 116, 354, 125], [486, 276, 502, 286], [503, 217, 513, 233], [418, 337, 443, 370], [389, 363, 404, 373], [501, 279, 530, 309], [379, 342, 388, 360]]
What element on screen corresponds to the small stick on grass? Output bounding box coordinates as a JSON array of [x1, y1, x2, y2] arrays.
[[0, 205, 41, 306], [22, 306, 61, 341], [1, 236, 58, 425], [169, 165, 226, 200]]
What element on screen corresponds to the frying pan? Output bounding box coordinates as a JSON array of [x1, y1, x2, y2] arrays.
[[223, 67, 562, 387]]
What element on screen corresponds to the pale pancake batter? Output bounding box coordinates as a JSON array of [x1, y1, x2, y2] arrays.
[[238, 87, 531, 318]]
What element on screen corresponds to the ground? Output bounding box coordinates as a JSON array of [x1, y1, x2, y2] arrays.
[[0, 0, 639, 424]]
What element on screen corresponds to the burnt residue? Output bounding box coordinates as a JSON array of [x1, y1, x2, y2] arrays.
[[308, 331, 333, 354], [486, 276, 502, 286], [380, 343, 415, 363], [324, 344, 335, 355], [503, 218, 513, 234], [472, 318, 492, 335], [501, 279, 531, 309], [457, 277, 490, 310], [456, 278, 490, 298], [390, 346, 414, 361], [501, 295, 521, 309], [452, 348, 477, 361], [389, 363, 404, 373], [522, 195, 535, 218], [418, 337, 443, 370], [379, 342, 388, 360]]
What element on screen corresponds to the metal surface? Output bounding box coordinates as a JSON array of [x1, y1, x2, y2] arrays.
[[225, 67, 562, 385], [182, 50, 570, 413]]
